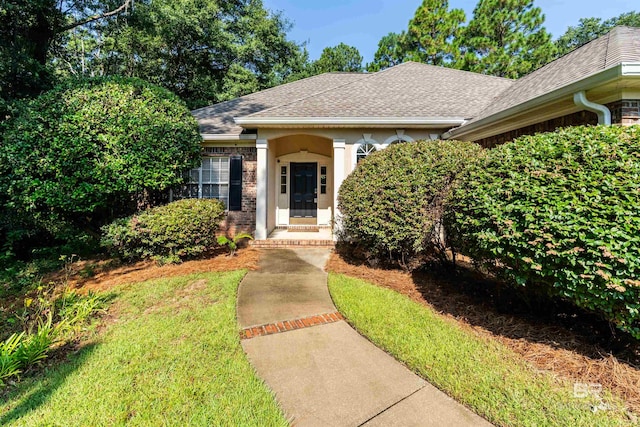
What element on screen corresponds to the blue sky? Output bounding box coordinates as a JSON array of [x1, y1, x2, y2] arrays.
[[262, 0, 638, 64]]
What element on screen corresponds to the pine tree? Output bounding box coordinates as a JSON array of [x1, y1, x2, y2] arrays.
[[556, 12, 640, 56], [460, 0, 556, 79], [404, 0, 466, 66], [367, 32, 409, 72]]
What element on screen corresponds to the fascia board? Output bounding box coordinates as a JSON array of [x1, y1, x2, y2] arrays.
[[443, 64, 625, 140]]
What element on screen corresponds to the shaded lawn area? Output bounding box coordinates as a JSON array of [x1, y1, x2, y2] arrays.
[[1, 271, 287, 426], [328, 273, 635, 427]]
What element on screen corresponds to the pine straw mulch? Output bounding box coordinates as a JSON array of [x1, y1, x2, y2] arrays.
[[326, 250, 640, 415], [43, 248, 259, 294]]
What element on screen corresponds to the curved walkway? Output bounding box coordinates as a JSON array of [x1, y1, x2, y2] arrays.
[[238, 248, 492, 426]]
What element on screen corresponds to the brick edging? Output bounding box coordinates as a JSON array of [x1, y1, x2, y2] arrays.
[[240, 312, 344, 339]]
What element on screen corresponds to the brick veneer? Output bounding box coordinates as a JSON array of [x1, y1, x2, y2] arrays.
[[475, 110, 598, 148], [607, 100, 640, 125], [203, 146, 257, 235]]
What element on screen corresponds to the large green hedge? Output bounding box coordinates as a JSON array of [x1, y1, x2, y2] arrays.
[[338, 140, 483, 265], [0, 77, 202, 236], [444, 125, 640, 339], [101, 199, 226, 263]]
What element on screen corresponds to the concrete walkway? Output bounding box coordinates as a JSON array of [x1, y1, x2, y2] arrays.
[[238, 249, 492, 427]]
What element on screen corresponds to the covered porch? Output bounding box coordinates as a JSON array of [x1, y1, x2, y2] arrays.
[[255, 133, 346, 241]]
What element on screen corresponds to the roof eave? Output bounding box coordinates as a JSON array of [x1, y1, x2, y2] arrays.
[[233, 117, 467, 129], [443, 63, 638, 140]]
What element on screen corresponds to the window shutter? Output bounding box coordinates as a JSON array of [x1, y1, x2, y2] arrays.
[[228, 156, 243, 211]]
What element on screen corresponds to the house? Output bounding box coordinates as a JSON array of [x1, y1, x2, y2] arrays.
[[189, 26, 640, 243]]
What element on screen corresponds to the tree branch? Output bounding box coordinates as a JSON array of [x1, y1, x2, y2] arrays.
[[60, 0, 132, 32]]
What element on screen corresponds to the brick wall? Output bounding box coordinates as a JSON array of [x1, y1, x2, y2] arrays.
[[203, 146, 257, 235], [607, 100, 640, 125], [474, 110, 598, 148]]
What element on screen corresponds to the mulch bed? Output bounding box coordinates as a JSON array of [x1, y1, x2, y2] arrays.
[[44, 248, 259, 294], [326, 250, 640, 415]]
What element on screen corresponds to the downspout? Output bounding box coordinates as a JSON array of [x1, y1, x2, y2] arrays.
[[573, 91, 611, 125]]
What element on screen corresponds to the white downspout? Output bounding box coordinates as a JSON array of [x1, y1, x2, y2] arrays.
[[573, 91, 611, 125]]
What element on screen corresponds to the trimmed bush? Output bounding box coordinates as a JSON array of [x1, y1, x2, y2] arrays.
[[444, 125, 640, 339], [0, 77, 202, 237], [338, 140, 483, 265], [102, 199, 226, 263]]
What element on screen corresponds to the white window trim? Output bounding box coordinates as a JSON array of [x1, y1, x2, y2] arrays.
[[186, 156, 231, 208], [352, 137, 380, 168], [381, 134, 415, 148]]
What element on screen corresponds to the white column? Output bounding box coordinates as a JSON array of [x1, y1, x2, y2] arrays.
[[333, 139, 346, 235], [256, 139, 269, 240]]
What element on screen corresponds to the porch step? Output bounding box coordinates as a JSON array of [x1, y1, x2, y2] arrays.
[[275, 225, 323, 232], [251, 239, 335, 249]]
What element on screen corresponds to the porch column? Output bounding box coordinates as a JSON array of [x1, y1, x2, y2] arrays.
[[333, 139, 346, 234], [256, 139, 269, 240]]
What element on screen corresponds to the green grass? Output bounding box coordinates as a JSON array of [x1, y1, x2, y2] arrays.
[[1, 271, 288, 426], [328, 273, 636, 427]]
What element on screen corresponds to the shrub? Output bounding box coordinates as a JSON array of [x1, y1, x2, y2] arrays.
[[444, 125, 640, 339], [102, 199, 226, 263], [338, 140, 483, 266], [0, 77, 202, 239]]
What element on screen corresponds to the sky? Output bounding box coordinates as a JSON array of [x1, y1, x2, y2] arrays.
[[261, 0, 638, 64]]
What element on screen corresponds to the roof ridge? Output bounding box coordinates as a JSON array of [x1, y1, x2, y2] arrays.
[[391, 61, 514, 82], [237, 73, 373, 119]]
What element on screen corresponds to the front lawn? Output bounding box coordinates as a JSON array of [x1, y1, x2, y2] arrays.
[[328, 273, 634, 427], [1, 271, 287, 426]]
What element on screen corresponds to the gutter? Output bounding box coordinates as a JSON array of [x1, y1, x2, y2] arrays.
[[200, 133, 257, 141], [233, 117, 467, 128], [573, 91, 611, 125], [443, 63, 637, 140]]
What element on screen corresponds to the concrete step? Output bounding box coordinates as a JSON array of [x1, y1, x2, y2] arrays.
[[251, 239, 335, 248]]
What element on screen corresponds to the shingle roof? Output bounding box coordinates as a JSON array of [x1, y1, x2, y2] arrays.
[[243, 62, 513, 120], [464, 26, 640, 126], [192, 72, 368, 134]]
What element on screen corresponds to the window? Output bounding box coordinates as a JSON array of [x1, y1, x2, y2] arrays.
[[356, 143, 377, 163], [320, 166, 327, 194], [180, 157, 232, 208], [280, 166, 287, 194]]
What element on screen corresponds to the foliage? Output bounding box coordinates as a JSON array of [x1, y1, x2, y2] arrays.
[[458, 0, 556, 78], [328, 274, 631, 426], [311, 42, 363, 73], [444, 125, 640, 339], [338, 140, 483, 266], [102, 199, 226, 263], [53, 0, 305, 109], [0, 0, 134, 109], [0, 77, 202, 239], [217, 233, 254, 256], [0, 272, 287, 426], [404, 0, 466, 66], [555, 12, 640, 56], [366, 32, 409, 72], [0, 283, 106, 386]]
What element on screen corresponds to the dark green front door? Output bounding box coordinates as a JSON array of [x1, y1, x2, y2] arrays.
[[290, 162, 317, 218]]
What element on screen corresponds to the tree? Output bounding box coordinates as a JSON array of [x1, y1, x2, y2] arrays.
[[0, 77, 202, 237], [312, 43, 363, 73], [53, 0, 306, 109], [404, 0, 466, 66], [0, 0, 133, 109], [367, 32, 410, 72], [460, 0, 556, 79], [555, 12, 640, 56]]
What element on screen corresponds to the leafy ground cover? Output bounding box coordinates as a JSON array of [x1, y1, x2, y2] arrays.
[[0, 269, 286, 426], [328, 272, 636, 426]]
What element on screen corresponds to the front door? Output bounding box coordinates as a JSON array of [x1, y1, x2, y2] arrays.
[[290, 163, 317, 218]]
